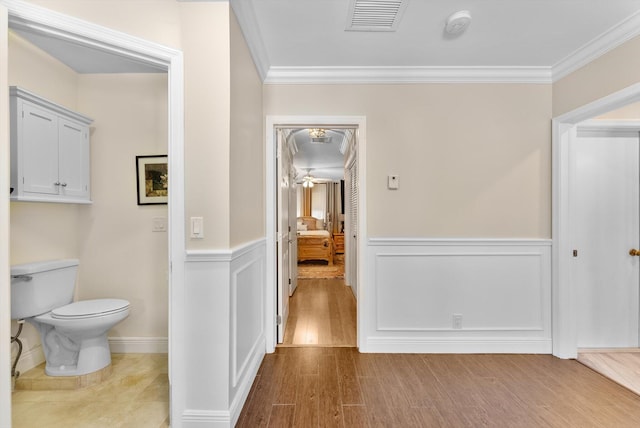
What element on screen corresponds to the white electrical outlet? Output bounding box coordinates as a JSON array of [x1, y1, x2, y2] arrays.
[[152, 217, 167, 232], [452, 314, 463, 329]]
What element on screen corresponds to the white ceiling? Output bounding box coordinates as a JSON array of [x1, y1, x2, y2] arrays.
[[288, 129, 351, 182], [11, 1, 640, 81], [235, 0, 640, 83], [10, 27, 165, 74]]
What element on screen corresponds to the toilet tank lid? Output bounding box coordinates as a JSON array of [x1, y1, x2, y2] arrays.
[[11, 259, 79, 276]]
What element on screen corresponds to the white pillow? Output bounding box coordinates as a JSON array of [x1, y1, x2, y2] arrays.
[[298, 224, 307, 231]]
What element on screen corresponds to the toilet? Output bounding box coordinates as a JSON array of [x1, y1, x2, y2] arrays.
[[10, 259, 130, 376]]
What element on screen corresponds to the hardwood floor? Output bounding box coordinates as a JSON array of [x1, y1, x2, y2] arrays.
[[238, 348, 640, 427], [578, 348, 640, 396], [282, 278, 356, 347]]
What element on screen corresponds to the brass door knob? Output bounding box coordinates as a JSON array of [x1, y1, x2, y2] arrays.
[[630, 249, 640, 256]]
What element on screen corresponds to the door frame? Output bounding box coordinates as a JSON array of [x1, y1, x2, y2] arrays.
[[265, 115, 367, 352], [0, 1, 185, 425], [552, 82, 640, 359]]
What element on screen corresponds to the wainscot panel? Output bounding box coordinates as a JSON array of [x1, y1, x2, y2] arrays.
[[366, 239, 552, 353], [229, 240, 266, 426], [183, 238, 266, 428]]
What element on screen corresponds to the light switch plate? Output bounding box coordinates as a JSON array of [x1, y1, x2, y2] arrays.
[[191, 217, 204, 239], [388, 175, 399, 190]]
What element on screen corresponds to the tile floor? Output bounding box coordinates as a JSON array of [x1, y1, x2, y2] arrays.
[[12, 354, 169, 428]]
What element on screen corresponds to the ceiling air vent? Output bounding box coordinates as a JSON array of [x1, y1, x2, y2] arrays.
[[346, 0, 409, 32]]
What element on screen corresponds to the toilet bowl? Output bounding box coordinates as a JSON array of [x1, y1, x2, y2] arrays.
[[11, 259, 130, 376]]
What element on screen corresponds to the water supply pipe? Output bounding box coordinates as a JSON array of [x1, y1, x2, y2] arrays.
[[11, 320, 24, 383]]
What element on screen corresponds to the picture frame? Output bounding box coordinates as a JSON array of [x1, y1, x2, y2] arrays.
[[136, 155, 168, 205]]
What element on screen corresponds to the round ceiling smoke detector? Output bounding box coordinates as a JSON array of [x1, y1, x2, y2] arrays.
[[445, 10, 472, 35]]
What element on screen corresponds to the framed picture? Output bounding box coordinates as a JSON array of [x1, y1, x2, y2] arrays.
[[136, 155, 168, 205]]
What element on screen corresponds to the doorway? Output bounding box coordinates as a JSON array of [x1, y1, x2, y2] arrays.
[[265, 116, 367, 353], [570, 119, 640, 396], [552, 82, 640, 360], [277, 127, 356, 346], [553, 86, 640, 400], [0, 4, 185, 427]]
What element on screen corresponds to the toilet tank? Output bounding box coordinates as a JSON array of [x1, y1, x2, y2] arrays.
[[10, 259, 79, 320]]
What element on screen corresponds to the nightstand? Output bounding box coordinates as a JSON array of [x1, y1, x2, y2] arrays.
[[333, 232, 344, 254]]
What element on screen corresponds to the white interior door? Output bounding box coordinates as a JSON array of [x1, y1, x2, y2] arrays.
[[289, 180, 298, 296], [277, 130, 291, 343], [573, 131, 640, 348], [345, 155, 358, 299]]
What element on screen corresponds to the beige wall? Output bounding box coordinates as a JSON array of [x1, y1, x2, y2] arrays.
[[76, 74, 168, 338], [597, 101, 640, 120], [27, 0, 235, 249], [9, 31, 169, 359], [9, 30, 82, 264], [553, 35, 640, 117], [8, 31, 78, 110], [264, 84, 552, 238], [180, 3, 231, 249], [229, 9, 264, 247], [8, 31, 80, 270]]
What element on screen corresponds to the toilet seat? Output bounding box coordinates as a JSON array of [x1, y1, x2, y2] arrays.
[[52, 299, 130, 320]]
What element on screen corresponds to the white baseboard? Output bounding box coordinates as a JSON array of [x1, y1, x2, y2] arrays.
[[14, 345, 44, 375], [108, 337, 168, 354], [13, 337, 167, 375], [181, 410, 231, 427], [365, 337, 553, 354], [230, 337, 265, 426]]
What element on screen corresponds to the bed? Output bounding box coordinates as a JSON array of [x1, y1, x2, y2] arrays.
[[297, 216, 334, 265]]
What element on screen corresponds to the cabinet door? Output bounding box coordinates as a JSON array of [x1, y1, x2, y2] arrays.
[[58, 118, 90, 198], [21, 103, 59, 195]]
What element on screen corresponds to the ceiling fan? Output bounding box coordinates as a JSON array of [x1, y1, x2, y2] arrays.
[[296, 168, 332, 188]]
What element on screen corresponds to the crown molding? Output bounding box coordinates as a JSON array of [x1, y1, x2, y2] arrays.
[[552, 10, 640, 82], [230, 0, 270, 81], [264, 66, 552, 84], [220, 0, 640, 85]]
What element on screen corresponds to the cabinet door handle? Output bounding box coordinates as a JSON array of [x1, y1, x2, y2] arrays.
[[54, 181, 60, 186], [61, 183, 67, 187]]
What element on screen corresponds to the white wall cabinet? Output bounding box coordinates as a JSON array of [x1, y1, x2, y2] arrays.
[[10, 86, 93, 204]]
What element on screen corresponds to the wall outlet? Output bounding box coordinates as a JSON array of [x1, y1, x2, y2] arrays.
[[152, 216, 167, 232], [452, 314, 463, 329]]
